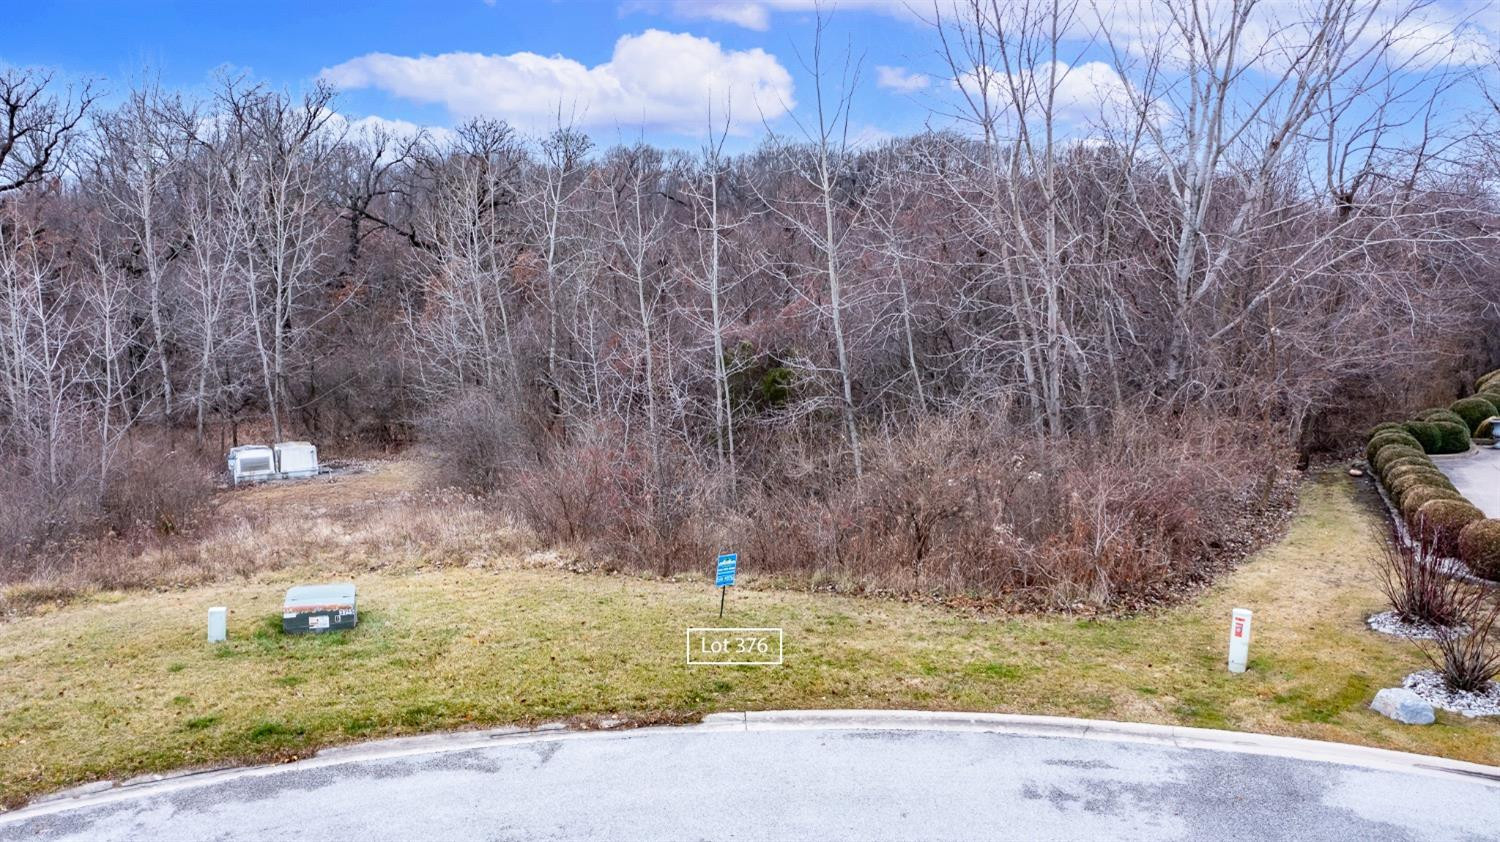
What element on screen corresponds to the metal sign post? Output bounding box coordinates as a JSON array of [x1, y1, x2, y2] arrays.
[[715, 553, 738, 618]]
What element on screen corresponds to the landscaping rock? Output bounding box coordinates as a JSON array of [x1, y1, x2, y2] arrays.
[[1370, 687, 1435, 725]]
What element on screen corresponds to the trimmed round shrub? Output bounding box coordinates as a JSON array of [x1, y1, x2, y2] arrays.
[[1405, 420, 1469, 453], [1458, 519, 1500, 580], [1477, 368, 1500, 393], [1367, 421, 1409, 439], [1366, 430, 1421, 463], [1476, 393, 1500, 430], [1479, 418, 1498, 439], [1418, 408, 1468, 427], [1400, 485, 1464, 521], [1379, 454, 1436, 477], [1414, 499, 1485, 557], [1430, 420, 1470, 454], [1450, 397, 1498, 433], [1389, 471, 1456, 503], [1383, 463, 1451, 487], [1402, 421, 1441, 451], [1373, 444, 1426, 474]]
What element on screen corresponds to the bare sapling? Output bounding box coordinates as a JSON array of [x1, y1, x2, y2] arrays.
[[1373, 530, 1462, 629], [1421, 584, 1500, 694]]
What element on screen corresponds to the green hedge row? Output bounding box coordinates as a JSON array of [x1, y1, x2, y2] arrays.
[[1366, 379, 1498, 578]]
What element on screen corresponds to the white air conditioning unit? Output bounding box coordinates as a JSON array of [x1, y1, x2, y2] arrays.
[[274, 441, 319, 479], [227, 445, 278, 485]]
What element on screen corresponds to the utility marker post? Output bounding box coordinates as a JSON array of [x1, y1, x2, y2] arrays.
[[715, 553, 738, 618], [1228, 608, 1253, 673], [207, 606, 227, 643]]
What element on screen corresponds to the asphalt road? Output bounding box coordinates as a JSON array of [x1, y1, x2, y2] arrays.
[[1436, 447, 1500, 518], [3, 712, 1498, 842]]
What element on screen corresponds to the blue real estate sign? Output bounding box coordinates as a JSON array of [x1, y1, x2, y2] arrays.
[[715, 553, 738, 587]]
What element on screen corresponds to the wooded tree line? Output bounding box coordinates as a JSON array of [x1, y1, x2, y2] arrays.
[[3, 0, 1498, 601]]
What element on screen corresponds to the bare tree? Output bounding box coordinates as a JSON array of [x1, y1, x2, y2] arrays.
[[218, 79, 340, 441], [403, 120, 525, 398], [760, 9, 869, 478], [89, 82, 190, 429], [0, 70, 96, 195], [679, 106, 746, 488], [525, 120, 593, 424], [596, 142, 673, 483]]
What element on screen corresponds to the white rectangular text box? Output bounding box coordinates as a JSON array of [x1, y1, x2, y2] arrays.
[[686, 627, 783, 666]]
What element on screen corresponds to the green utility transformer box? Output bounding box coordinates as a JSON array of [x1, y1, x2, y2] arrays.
[[283, 583, 357, 634]]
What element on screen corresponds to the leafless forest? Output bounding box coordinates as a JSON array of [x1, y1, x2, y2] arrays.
[[2, 1, 1498, 606]]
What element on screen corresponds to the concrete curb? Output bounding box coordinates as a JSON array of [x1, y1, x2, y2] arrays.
[[4, 710, 1498, 825], [705, 710, 1500, 784]]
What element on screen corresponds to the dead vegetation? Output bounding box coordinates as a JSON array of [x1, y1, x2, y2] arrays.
[[2, 417, 1297, 620], [0, 456, 533, 619], [493, 412, 1298, 610]]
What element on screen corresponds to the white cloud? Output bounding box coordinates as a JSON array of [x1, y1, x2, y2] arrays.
[[342, 115, 455, 147], [646, 0, 919, 30], [672, 1, 771, 30], [1386, 17, 1495, 68], [1089, 1, 1495, 72], [876, 65, 929, 93], [848, 122, 896, 149], [320, 30, 795, 134], [954, 60, 1154, 131]]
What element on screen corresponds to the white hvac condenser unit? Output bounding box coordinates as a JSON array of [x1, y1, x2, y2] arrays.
[[274, 441, 319, 479], [226, 441, 321, 484], [227, 445, 278, 485]]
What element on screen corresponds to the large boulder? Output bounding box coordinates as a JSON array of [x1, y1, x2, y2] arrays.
[[1370, 687, 1435, 725]]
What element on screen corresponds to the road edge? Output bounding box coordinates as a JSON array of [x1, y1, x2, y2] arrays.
[[3, 710, 1497, 824]]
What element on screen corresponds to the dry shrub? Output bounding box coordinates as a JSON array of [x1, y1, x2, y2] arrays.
[[1373, 532, 1461, 627], [422, 390, 543, 494], [2, 459, 525, 613], [1422, 584, 1500, 693], [527, 411, 1288, 609], [509, 422, 719, 573], [0, 440, 99, 569], [101, 446, 215, 536], [1, 430, 214, 582]]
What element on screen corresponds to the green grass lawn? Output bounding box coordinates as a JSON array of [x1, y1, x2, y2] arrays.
[[1, 469, 1497, 806]]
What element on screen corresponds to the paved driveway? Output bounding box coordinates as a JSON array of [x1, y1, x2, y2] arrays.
[[1435, 448, 1500, 518], [3, 712, 1497, 842]]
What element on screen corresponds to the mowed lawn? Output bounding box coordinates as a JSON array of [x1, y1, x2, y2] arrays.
[[2, 470, 1498, 806]]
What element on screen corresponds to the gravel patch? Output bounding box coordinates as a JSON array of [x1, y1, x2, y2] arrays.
[[1365, 610, 1461, 640], [1403, 670, 1500, 718]]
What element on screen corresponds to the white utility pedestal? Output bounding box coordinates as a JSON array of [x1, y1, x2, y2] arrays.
[[208, 606, 228, 643], [1227, 608, 1252, 673]]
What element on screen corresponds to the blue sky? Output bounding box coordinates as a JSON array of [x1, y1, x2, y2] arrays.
[[3, 0, 948, 149], [4, 0, 1495, 152]]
